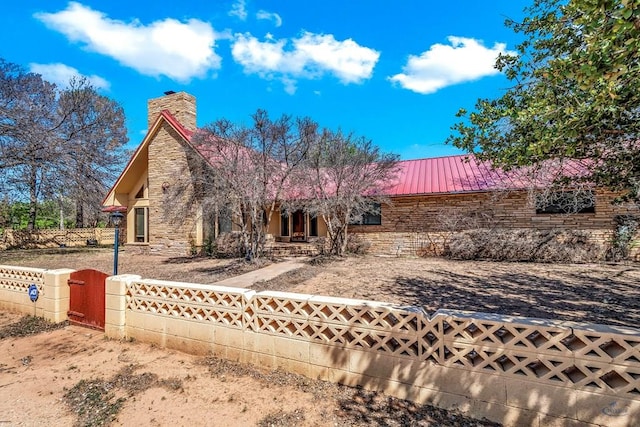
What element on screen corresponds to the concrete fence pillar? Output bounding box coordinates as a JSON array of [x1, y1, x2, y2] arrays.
[[105, 274, 140, 339], [41, 269, 75, 323]]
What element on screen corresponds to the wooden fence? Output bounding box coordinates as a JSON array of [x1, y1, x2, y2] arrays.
[[0, 228, 116, 250]]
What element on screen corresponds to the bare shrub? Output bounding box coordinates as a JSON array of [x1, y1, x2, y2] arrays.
[[312, 237, 328, 255], [346, 233, 371, 255], [214, 232, 243, 258], [446, 228, 604, 263], [606, 215, 640, 261], [412, 207, 497, 257]]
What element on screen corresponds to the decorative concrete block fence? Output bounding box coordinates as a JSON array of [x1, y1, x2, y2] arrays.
[[103, 274, 640, 427], [0, 265, 74, 322], [2, 264, 638, 426]]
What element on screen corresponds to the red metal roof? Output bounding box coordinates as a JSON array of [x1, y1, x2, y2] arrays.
[[383, 155, 591, 196], [159, 109, 194, 141], [105, 108, 593, 210], [384, 155, 523, 196]]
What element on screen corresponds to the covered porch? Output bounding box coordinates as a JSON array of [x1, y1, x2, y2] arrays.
[[273, 209, 326, 243]]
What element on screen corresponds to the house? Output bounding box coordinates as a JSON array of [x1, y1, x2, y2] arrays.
[[103, 91, 638, 257]]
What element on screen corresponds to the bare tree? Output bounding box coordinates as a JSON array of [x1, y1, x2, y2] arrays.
[[168, 110, 399, 259], [0, 60, 127, 229], [521, 159, 597, 214], [188, 110, 317, 259], [0, 62, 59, 229], [298, 129, 400, 256], [56, 78, 128, 227]]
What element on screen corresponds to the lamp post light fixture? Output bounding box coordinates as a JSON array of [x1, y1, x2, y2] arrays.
[[110, 211, 124, 275]]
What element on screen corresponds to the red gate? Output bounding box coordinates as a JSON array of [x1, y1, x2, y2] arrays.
[[67, 269, 109, 330]]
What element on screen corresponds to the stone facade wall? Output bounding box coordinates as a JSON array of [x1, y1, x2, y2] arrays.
[[147, 122, 200, 256], [350, 191, 639, 256], [146, 93, 202, 256], [147, 92, 196, 130], [106, 274, 640, 427]]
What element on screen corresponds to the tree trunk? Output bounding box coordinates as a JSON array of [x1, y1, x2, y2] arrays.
[[59, 204, 64, 230], [76, 201, 84, 228], [336, 212, 351, 256], [340, 224, 349, 256], [27, 168, 38, 231]]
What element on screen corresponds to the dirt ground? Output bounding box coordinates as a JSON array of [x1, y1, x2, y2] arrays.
[[0, 311, 499, 427], [2, 248, 640, 327]]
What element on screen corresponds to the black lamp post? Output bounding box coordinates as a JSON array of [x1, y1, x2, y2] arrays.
[[110, 211, 124, 275]]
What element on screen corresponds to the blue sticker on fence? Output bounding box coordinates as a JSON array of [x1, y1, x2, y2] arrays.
[[28, 284, 39, 302]]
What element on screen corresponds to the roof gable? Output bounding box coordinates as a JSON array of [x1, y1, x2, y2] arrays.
[[102, 110, 193, 206]]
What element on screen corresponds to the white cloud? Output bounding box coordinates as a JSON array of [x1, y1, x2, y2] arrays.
[[232, 31, 380, 93], [389, 36, 515, 94], [228, 0, 248, 21], [29, 62, 110, 90], [35, 2, 221, 82], [256, 10, 282, 27]]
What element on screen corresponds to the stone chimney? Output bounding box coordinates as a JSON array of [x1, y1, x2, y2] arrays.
[[147, 91, 196, 131]]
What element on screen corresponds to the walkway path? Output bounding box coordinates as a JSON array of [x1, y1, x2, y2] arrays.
[[214, 258, 308, 288]]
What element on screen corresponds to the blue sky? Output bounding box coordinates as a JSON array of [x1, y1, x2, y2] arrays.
[[2, 1, 529, 160]]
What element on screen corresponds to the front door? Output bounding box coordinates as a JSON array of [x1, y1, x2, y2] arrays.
[[291, 210, 305, 242]]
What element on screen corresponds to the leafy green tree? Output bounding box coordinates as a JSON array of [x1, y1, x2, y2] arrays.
[[448, 0, 640, 204]]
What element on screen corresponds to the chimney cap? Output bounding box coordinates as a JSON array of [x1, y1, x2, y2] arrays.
[[164, 90, 176, 95]]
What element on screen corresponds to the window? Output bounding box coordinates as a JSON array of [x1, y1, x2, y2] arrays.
[[535, 191, 595, 214], [350, 202, 382, 225], [134, 207, 148, 242], [281, 212, 289, 236], [218, 208, 232, 234], [135, 185, 144, 199], [310, 215, 318, 237]]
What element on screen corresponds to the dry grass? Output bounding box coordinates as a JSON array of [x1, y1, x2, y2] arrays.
[[63, 364, 185, 427], [2, 248, 639, 327], [0, 247, 263, 284], [260, 255, 640, 328]]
